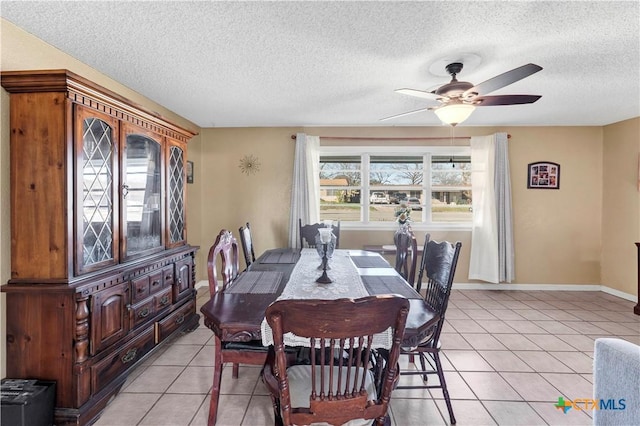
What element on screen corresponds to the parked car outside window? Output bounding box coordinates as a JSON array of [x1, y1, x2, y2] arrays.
[[389, 192, 407, 204], [369, 192, 388, 204], [406, 197, 422, 210]]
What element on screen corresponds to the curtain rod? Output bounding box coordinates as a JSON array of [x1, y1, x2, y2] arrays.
[[290, 134, 510, 140]]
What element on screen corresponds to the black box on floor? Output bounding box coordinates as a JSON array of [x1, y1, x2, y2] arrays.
[[1, 379, 56, 426]]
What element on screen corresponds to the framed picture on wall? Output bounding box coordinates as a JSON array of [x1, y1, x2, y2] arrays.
[[186, 161, 194, 184], [527, 161, 560, 189]]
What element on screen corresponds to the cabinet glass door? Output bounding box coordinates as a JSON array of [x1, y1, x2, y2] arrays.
[[76, 106, 119, 274], [167, 143, 186, 246], [122, 129, 163, 259]]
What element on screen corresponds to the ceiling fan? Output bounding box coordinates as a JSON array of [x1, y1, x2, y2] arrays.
[[382, 62, 543, 125]]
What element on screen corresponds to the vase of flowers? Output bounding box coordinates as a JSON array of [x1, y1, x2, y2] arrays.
[[394, 200, 412, 234]]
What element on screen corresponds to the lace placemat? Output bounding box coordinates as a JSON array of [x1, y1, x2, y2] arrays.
[[350, 255, 392, 268], [261, 249, 393, 349], [226, 271, 283, 294], [361, 275, 422, 299], [259, 251, 299, 264]]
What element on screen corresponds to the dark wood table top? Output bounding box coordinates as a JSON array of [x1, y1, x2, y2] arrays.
[[200, 248, 438, 347], [363, 244, 424, 255]]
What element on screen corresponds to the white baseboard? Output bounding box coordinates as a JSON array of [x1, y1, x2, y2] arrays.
[[600, 285, 637, 302], [196, 278, 637, 302], [453, 282, 637, 302]]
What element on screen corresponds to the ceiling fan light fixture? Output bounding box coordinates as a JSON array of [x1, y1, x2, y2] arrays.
[[434, 104, 476, 126]]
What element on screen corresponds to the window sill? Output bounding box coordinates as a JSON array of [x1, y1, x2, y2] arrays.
[[340, 222, 472, 232]]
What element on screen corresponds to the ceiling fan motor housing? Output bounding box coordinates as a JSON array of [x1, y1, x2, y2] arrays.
[[435, 62, 474, 97]]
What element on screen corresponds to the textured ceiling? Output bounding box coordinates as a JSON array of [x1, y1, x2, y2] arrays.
[[2, 1, 639, 128]]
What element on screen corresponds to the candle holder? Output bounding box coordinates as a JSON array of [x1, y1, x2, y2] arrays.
[[316, 242, 332, 284]]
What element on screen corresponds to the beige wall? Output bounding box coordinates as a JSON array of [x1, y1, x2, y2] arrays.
[[198, 126, 605, 286], [197, 127, 299, 277], [601, 118, 640, 295]]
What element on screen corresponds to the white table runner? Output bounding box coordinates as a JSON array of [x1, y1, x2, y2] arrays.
[[261, 249, 394, 349]]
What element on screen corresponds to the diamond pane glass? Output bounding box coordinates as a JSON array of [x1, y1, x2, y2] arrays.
[[82, 118, 114, 266], [169, 146, 185, 243]]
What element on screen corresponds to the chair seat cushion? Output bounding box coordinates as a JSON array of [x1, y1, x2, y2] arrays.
[[223, 340, 268, 351], [286, 364, 377, 426]]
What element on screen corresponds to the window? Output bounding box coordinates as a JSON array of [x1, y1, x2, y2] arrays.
[[319, 146, 471, 227]]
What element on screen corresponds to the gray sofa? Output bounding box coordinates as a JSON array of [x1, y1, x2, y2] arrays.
[[593, 338, 640, 425]]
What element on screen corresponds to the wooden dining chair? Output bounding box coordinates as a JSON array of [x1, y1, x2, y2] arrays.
[[393, 228, 418, 287], [262, 295, 409, 426], [396, 234, 462, 424], [238, 222, 256, 270], [206, 229, 268, 380], [298, 219, 340, 249], [207, 229, 240, 294]]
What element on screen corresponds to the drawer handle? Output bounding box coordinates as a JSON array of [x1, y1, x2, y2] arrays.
[[165, 274, 173, 280], [121, 347, 138, 364], [152, 280, 161, 287], [137, 287, 146, 293], [138, 308, 150, 319], [160, 295, 170, 306], [175, 314, 185, 325]]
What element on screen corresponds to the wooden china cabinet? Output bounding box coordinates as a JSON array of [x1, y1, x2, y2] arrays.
[[1, 70, 200, 425]]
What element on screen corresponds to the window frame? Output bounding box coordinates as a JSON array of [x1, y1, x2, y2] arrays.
[[318, 145, 472, 231]]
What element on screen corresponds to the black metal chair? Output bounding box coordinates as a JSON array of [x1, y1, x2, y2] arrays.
[[394, 228, 418, 287], [298, 219, 340, 249], [396, 233, 462, 425], [238, 222, 256, 270]]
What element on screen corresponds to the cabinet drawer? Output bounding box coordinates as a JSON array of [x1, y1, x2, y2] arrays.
[[131, 275, 150, 303], [149, 271, 163, 295], [131, 298, 155, 328], [154, 287, 172, 313], [91, 327, 155, 392], [156, 300, 195, 343], [162, 265, 174, 288]]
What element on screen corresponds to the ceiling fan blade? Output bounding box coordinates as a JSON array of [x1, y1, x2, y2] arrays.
[[394, 88, 443, 101], [463, 63, 543, 98], [474, 94, 542, 106], [380, 107, 430, 121]]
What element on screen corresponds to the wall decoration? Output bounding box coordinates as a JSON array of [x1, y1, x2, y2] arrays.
[[186, 161, 194, 184], [239, 154, 261, 176], [527, 161, 560, 189]]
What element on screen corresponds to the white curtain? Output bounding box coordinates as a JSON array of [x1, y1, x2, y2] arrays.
[[495, 134, 515, 282], [288, 133, 320, 248], [469, 133, 514, 283]]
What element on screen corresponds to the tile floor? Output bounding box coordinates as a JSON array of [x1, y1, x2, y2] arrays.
[[95, 288, 640, 425]]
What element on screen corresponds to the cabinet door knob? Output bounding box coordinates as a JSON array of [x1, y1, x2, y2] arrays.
[[121, 347, 138, 364], [122, 184, 129, 198]]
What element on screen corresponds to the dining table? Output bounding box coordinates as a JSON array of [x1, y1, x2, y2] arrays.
[[199, 247, 439, 424]]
